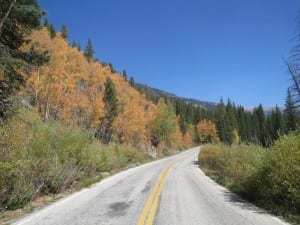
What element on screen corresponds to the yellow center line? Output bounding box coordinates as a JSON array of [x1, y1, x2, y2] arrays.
[[137, 155, 188, 225]]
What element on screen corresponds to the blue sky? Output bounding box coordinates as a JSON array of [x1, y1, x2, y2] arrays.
[[39, 0, 300, 108]]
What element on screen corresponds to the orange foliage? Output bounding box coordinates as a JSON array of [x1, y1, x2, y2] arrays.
[[196, 119, 219, 143], [22, 28, 157, 149], [183, 131, 193, 147]]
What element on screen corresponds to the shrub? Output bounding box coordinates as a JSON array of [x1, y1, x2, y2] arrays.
[[198, 132, 300, 222], [0, 107, 150, 210]]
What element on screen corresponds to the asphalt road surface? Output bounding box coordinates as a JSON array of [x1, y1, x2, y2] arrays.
[[12, 147, 289, 225]]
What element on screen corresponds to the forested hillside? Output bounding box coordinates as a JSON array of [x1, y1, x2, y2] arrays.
[[0, 1, 196, 213], [0, 0, 299, 218]]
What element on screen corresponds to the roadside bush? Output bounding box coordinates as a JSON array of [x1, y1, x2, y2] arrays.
[[0, 107, 150, 210], [198, 132, 300, 222], [267, 133, 300, 213], [198, 144, 222, 171]]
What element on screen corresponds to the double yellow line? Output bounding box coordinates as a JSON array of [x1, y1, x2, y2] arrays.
[[137, 160, 179, 225]]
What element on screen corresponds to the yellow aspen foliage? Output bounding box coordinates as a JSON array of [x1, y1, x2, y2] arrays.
[[196, 119, 219, 143], [112, 76, 156, 149], [21, 28, 159, 149], [183, 131, 193, 147], [169, 119, 184, 150]]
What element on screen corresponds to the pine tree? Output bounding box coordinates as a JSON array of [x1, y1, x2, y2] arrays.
[[253, 104, 268, 146], [47, 23, 56, 39], [108, 63, 115, 73], [284, 88, 297, 131], [237, 106, 248, 143], [103, 77, 118, 119], [84, 38, 94, 62], [268, 106, 285, 142], [215, 100, 233, 145], [43, 18, 49, 27], [129, 76, 135, 87], [122, 69, 127, 81], [0, 0, 47, 120], [95, 77, 118, 144], [76, 42, 81, 51], [71, 41, 76, 48], [60, 24, 68, 40]]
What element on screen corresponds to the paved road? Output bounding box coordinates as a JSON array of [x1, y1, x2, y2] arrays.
[[12, 147, 289, 225]]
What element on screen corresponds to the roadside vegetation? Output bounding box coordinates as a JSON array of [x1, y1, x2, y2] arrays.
[[0, 107, 150, 211], [0, 0, 194, 216], [199, 133, 300, 224]]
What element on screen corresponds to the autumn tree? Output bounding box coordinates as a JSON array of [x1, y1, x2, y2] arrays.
[[150, 100, 178, 151], [95, 77, 119, 144], [84, 38, 94, 62], [0, 0, 46, 120], [196, 119, 219, 143]]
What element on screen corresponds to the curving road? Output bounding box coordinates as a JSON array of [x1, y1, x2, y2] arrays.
[[12, 147, 289, 225]]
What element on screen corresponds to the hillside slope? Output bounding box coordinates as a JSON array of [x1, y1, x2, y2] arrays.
[[20, 28, 193, 151], [21, 28, 156, 149]]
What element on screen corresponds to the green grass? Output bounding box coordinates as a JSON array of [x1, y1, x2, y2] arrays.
[[199, 135, 300, 225]]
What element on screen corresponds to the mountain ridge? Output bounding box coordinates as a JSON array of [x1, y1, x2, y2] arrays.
[[134, 83, 218, 111]]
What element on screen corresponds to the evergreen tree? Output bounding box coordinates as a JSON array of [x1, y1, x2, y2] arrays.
[[77, 42, 81, 51], [84, 38, 95, 62], [226, 99, 238, 131], [43, 18, 49, 27], [0, 0, 47, 120], [215, 100, 233, 145], [95, 77, 119, 144], [266, 106, 285, 143], [60, 24, 68, 40], [178, 116, 187, 134], [108, 63, 115, 73], [47, 23, 56, 39], [284, 88, 297, 131], [122, 69, 127, 81], [237, 106, 248, 143], [71, 41, 76, 48], [273, 106, 285, 137], [103, 77, 118, 119], [253, 104, 268, 146], [129, 76, 135, 87]]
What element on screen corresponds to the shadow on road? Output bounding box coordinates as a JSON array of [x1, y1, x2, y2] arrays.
[[192, 160, 199, 166], [222, 190, 267, 215]]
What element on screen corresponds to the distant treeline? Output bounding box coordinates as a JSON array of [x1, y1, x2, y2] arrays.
[[136, 84, 299, 147]]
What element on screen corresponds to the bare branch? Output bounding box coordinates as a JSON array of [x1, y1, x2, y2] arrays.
[[286, 61, 300, 96]]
